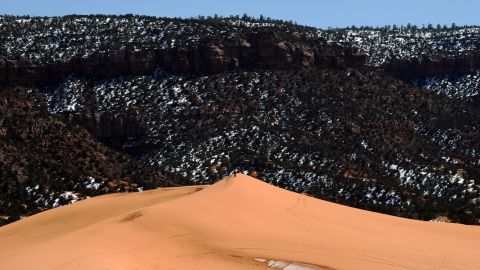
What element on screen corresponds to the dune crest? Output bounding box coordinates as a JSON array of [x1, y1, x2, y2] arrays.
[[1, 173, 479, 270]]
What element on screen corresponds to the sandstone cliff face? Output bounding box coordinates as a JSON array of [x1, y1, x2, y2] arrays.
[[61, 110, 146, 150], [0, 33, 367, 87], [384, 52, 480, 80], [5, 41, 476, 87]]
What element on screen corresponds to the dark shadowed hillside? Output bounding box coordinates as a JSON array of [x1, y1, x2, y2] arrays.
[[0, 90, 174, 225]]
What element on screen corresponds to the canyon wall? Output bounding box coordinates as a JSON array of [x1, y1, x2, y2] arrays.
[[384, 53, 480, 79], [0, 33, 367, 87]]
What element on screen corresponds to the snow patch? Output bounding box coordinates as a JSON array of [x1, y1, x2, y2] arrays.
[[255, 258, 327, 270]]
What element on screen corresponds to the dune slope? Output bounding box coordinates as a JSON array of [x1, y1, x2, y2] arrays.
[[0, 174, 479, 270]]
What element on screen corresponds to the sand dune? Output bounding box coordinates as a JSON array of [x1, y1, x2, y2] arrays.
[[1, 174, 479, 270]]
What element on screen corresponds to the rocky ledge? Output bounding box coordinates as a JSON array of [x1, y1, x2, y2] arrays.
[[0, 32, 367, 87], [384, 52, 480, 80]]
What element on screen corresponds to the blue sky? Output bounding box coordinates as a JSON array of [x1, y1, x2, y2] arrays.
[[1, 0, 478, 28]]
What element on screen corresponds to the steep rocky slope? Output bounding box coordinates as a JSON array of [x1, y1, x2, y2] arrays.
[[0, 90, 174, 225]]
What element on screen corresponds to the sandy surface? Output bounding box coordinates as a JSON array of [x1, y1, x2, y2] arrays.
[[1, 174, 479, 270]]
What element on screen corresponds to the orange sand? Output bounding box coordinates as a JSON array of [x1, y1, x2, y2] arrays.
[[0, 174, 479, 269]]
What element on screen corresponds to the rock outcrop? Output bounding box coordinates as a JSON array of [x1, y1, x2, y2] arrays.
[[61, 110, 146, 150], [0, 33, 367, 87], [384, 52, 480, 80]]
